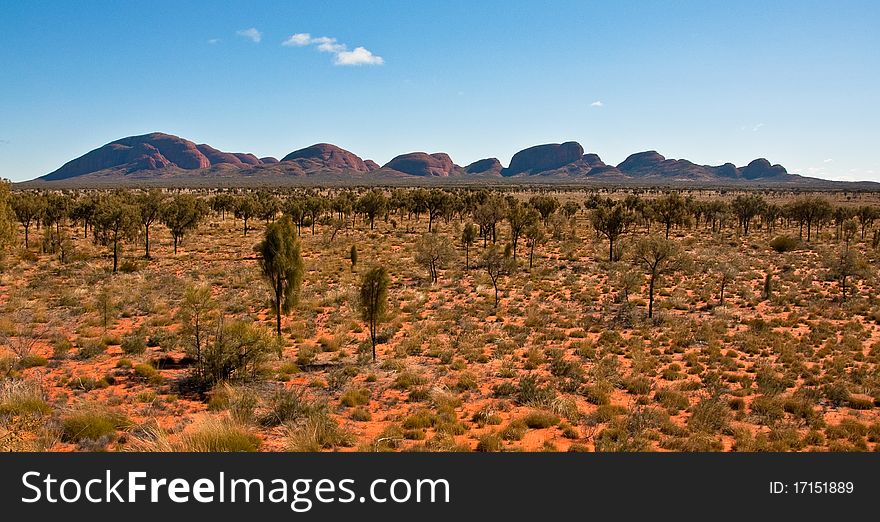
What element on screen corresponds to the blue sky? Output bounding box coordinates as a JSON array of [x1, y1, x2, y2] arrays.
[[1, 0, 878, 182]]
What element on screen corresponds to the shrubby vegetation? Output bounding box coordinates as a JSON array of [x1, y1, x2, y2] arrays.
[[2, 185, 880, 452]]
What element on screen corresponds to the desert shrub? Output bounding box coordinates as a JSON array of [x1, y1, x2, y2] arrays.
[[823, 382, 851, 407], [177, 417, 261, 452], [558, 421, 579, 439], [52, 337, 73, 359], [350, 407, 372, 421], [296, 344, 317, 366], [133, 363, 162, 384], [119, 259, 141, 273], [287, 411, 354, 451], [402, 410, 437, 430], [594, 425, 649, 452], [770, 235, 800, 253], [121, 330, 147, 355], [392, 370, 426, 390], [500, 419, 528, 441], [199, 320, 278, 386], [17, 354, 48, 369], [783, 396, 824, 428], [75, 339, 107, 360], [0, 380, 50, 416], [68, 375, 110, 391], [60, 406, 130, 443], [750, 395, 785, 424], [593, 404, 627, 423], [260, 387, 312, 426], [522, 410, 560, 429], [661, 433, 723, 451], [624, 376, 652, 395], [340, 387, 371, 408], [654, 389, 689, 412], [515, 375, 556, 406], [476, 433, 503, 452], [687, 396, 729, 433]]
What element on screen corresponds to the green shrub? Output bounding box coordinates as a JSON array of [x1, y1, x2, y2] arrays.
[[476, 433, 502, 452], [60, 407, 130, 443], [121, 331, 147, 355], [522, 410, 560, 429], [177, 417, 261, 452], [287, 411, 354, 451], [402, 410, 436, 430], [133, 363, 163, 384], [769, 235, 800, 253], [18, 354, 48, 369], [340, 388, 371, 408], [75, 339, 107, 360], [687, 397, 729, 433], [500, 419, 528, 441], [0, 381, 51, 416]]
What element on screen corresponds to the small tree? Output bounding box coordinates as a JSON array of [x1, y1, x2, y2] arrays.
[[202, 320, 278, 386], [136, 189, 166, 258], [528, 195, 559, 226], [524, 222, 546, 269], [717, 264, 738, 307], [357, 190, 387, 230], [591, 201, 631, 262], [506, 202, 539, 260], [177, 284, 217, 383], [234, 195, 260, 236], [256, 215, 304, 337], [415, 232, 454, 284], [731, 194, 765, 235], [762, 271, 773, 300], [350, 244, 358, 272], [359, 266, 390, 362], [161, 194, 205, 254], [461, 222, 477, 270], [633, 235, 680, 318], [11, 192, 45, 249], [829, 246, 866, 302], [481, 244, 515, 308], [651, 192, 690, 239], [93, 195, 139, 273]]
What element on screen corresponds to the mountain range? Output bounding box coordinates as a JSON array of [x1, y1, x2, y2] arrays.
[[30, 132, 836, 186]]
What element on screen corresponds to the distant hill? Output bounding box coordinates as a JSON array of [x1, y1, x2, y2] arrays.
[[30, 133, 876, 188]]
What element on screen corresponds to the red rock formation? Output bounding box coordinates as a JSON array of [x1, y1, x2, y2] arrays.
[[281, 143, 370, 172], [502, 142, 584, 176], [464, 158, 503, 175], [364, 160, 381, 171], [384, 152, 458, 176]]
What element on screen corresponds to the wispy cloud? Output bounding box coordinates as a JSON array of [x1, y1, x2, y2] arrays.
[[207, 38, 220, 45], [752, 122, 765, 132], [590, 100, 603, 107], [236, 28, 262, 43], [823, 158, 834, 163], [282, 32, 384, 65]]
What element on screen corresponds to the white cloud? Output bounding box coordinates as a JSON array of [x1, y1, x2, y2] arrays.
[[823, 158, 834, 163], [752, 123, 765, 132], [207, 38, 220, 45], [590, 100, 603, 107], [313, 36, 346, 53], [335, 46, 384, 66], [236, 28, 262, 43], [283, 32, 383, 66], [282, 33, 312, 46]]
